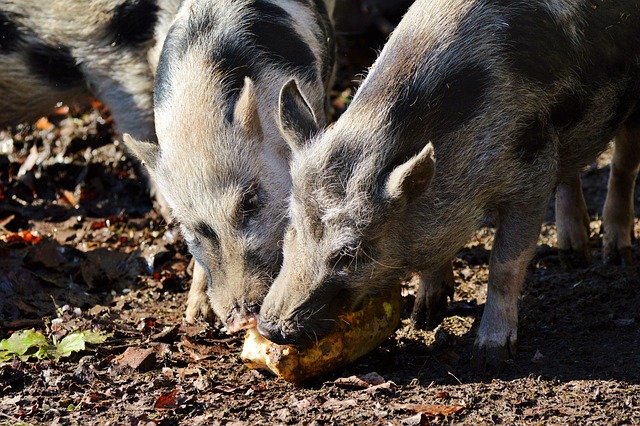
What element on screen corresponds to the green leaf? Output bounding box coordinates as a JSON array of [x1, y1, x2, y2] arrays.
[[0, 329, 47, 358], [0, 329, 112, 362], [80, 330, 111, 345], [49, 330, 112, 360]]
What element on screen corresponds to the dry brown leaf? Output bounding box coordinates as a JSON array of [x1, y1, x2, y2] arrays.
[[154, 389, 178, 411], [394, 403, 465, 418], [114, 347, 156, 371], [179, 335, 230, 361], [35, 116, 53, 130], [334, 372, 386, 389]]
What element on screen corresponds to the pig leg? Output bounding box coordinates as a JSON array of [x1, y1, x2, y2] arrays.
[[602, 126, 640, 265], [555, 173, 592, 268], [472, 202, 547, 374], [185, 262, 215, 323], [411, 261, 455, 330]]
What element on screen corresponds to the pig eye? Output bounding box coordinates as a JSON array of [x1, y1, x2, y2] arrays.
[[329, 247, 357, 271], [240, 188, 262, 223], [195, 222, 219, 245], [330, 245, 371, 272]]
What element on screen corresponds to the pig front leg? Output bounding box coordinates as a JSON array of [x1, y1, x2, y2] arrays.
[[472, 202, 547, 374], [555, 173, 592, 268], [185, 262, 215, 323], [602, 126, 640, 265], [411, 261, 454, 330]]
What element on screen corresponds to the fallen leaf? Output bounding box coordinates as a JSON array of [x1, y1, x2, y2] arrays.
[[334, 372, 386, 389], [52, 330, 111, 359], [35, 117, 53, 130], [364, 381, 397, 394], [114, 347, 156, 371], [179, 335, 230, 361], [0, 329, 48, 361], [394, 403, 465, 418], [154, 389, 178, 411], [322, 398, 357, 410]]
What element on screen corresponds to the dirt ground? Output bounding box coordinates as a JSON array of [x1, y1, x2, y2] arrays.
[[1, 22, 640, 426]]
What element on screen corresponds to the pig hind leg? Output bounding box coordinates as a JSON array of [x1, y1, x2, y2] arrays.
[[602, 125, 640, 265], [411, 261, 455, 330], [472, 198, 549, 374], [555, 173, 592, 268]]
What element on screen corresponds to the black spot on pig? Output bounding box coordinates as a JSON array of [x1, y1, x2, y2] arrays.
[[110, 0, 159, 47], [215, 43, 255, 107], [244, 249, 278, 275], [153, 43, 172, 107], [309, 0, 335, 84], [549, 90, 588, 131], [154, 23, 189, 108], [500, 1, 570, 85], [249, 0, 318, 83], [0, 11, 21, 53], [515, 119, 549, 163], [27, 44, 83, 88], [388, 62, 491, 165]]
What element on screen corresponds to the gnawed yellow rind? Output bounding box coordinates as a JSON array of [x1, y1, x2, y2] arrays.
[[241, 287, 401, 385]]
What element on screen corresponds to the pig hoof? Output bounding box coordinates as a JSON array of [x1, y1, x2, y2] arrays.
[[411, 293, 448, 330], [184, 297, 215, 324], [471, 341, 515, 375], [558, 247, 592, 269], [603, 245, 634, 266]]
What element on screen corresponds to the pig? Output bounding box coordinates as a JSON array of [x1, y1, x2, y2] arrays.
[[0, 0, 182, 219], [124, 0, 336, 332], [258, 0, 640, 373], [0, 0, 181, 144]]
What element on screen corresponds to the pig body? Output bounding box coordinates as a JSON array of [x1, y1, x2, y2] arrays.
[[0, 0, 181, 142], [260, 0, 640, 372], [126, 0, 335, 332]]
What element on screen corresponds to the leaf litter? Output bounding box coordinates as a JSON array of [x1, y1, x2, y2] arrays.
[[1, 14, 640, 426]]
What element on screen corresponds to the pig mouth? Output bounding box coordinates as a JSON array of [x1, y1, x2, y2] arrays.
[[257, 298, 348, 346], [225, 303, 260, 334]]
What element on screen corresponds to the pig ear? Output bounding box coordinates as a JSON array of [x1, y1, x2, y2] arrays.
[[277, 79, 318, 152], [384, 143, 435, 203], [233, 77, 263, 141], [123, 133, 161, 170]]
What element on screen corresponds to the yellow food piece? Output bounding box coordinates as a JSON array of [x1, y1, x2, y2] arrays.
[[241, 287, 401, 385]]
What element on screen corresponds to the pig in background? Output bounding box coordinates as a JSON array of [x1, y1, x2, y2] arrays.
[[259, 0, 640, 373], [0, 0, 181, 144], [0, 0, 182, 220], [125, 0, 336, 333]]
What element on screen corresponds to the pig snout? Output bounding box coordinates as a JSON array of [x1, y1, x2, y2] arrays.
[[256, 316, 305, 346], [257, 282, 351, 345], [257, 311, 337, 346], [225, 302, 260, 334]]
